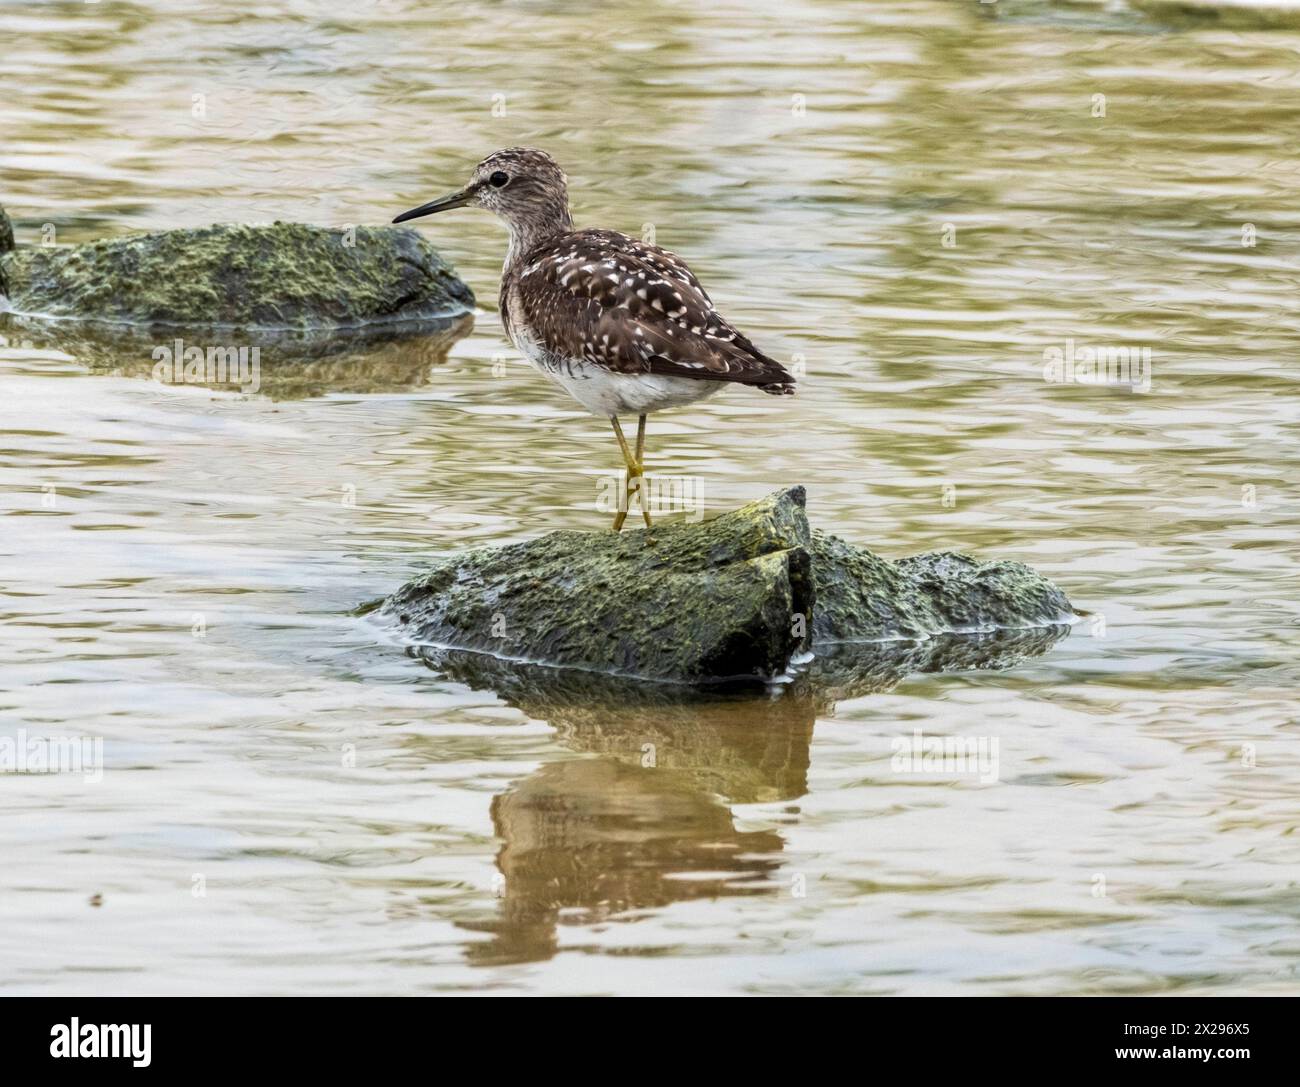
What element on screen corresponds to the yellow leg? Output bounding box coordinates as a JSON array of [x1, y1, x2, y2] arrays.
[[634, 413, 647, 463], [634, 414, 651, 528], [610, 416, 651, 531]]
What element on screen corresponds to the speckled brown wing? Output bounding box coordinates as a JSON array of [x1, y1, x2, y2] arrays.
[[511, 230, 795, 390]]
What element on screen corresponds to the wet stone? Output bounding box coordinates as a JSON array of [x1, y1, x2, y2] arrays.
[[0, 211, 473, 329], [381, 486, 1075, 686]]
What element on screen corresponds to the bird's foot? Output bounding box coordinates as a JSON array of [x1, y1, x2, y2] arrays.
[[612, 465, 651, 531], [628, 465, 652, 529]]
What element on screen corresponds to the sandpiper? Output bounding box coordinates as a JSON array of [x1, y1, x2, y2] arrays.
[[393, 147, 795, 530]]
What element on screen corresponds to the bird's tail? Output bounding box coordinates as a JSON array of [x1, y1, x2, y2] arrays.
[[737, 343, 796, 395]]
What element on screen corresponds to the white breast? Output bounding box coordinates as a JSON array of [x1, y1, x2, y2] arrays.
[[511, 326, 724, 417]]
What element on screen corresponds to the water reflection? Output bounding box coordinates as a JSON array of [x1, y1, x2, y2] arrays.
[[421, 626, 1071, 964], [463, 758, 786, 966], [416, 624, 1074, 708], [0, 311, 474, 399]]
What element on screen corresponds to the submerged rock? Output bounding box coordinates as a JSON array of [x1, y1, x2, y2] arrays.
[[0, 204, 13, 257], [381, 487, 1075, 685], [0, 214, 473, 329]]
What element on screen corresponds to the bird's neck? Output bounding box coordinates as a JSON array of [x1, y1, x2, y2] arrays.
[[503, 202, 573, 272]]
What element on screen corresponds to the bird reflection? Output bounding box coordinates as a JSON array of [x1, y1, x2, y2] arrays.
[[418, 624, 1070, 965], [462, 756, 787, 966]]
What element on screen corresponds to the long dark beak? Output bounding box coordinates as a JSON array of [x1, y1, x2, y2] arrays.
[[391, 186, 475, 224]]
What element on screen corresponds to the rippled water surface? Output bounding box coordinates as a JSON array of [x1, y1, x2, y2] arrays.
[[2, 0, 1298, 994]]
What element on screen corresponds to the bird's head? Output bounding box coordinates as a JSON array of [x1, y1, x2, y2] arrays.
[[392, 147, 572, 239]]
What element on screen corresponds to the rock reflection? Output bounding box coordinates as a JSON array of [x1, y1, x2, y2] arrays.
[[0, 311, 474, 400], [421, 624, 1071, 965]]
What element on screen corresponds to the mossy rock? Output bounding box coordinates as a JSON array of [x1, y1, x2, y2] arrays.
[[0, 211, 472, 329], [809, 532, 1073, 642], [381, 487, 1075, 685]]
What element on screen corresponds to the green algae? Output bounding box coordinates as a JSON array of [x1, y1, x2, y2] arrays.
[[382, 486, 1076, 685], [0, 219, 473, 328]]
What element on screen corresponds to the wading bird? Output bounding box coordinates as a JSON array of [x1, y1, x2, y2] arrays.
[[393, 148, 795, 530]]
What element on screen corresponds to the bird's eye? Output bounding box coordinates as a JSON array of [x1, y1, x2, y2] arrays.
[[489, 171, 509, 188]]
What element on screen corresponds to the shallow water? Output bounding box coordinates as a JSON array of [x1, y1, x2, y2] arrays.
[[2, 0, 1298, 995]]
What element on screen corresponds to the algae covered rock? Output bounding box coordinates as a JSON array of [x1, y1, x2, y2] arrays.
[[810, 532, 1074, 643], [0, 219, 473, 329], [382, 487, 1075, 685], [0, 204, 13, 258], [383, 487, 814, 684]]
